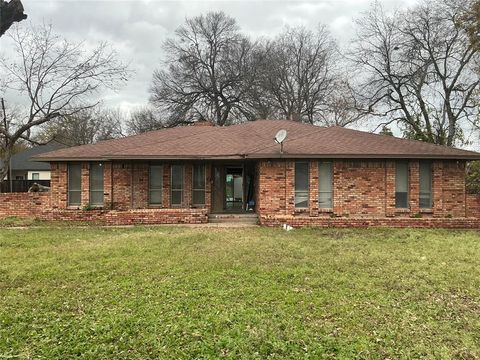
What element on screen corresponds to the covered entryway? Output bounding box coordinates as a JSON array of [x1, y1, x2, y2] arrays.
[[211, 161, 256, 214]]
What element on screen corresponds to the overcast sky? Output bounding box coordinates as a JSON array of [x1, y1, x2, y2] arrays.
[[1, 0, 419, 114]]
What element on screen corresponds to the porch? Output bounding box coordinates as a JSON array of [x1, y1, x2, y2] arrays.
[[49, 160, 259, 215]]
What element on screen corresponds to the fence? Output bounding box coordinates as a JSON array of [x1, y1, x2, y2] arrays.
[[0, 180, 50, 193]]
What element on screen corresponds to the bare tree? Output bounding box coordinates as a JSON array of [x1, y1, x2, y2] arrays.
[[0, 0, 26, 37], [0, 23, 130, 180], [319, 80, 365, 127], [126, 107, 165, 135], [150, 11, 257, 126], [256, 26, 340, 125], [37, 107, 125, 146], [350, 0, 479, 146]]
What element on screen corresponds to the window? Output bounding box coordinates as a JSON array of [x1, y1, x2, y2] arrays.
[[318, 161, 333, 209], [419, 161, 432, 208], [192, 164, 205, 206], [32, 173, 40, 180], [149, 165, 163, 205], [15, 175, 24, 180], [171, 165, 184, 206], [395, 161, 409, 208], [89, 162, 104, 206], [295, 161, 309, 208], [68, 163, 81, 206]]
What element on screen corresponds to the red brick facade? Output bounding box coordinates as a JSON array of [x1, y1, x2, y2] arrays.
[[256, 159, 479, 227], [1, 158, 479, 228]]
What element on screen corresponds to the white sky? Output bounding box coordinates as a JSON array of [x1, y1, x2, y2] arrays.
[[1, 0, 419, 113]]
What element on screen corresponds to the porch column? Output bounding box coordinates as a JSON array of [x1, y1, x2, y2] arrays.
[[103, 162, 113, 209], [432, 161, 444, 217], [80, 162, 90, 208], [309, 160, 319, 216], [385, 161, 396, 216], [409, 161, 420, 214], [205, 163, 212, 211], [162, 164, 170, 208], [184, 163, 192, 208]]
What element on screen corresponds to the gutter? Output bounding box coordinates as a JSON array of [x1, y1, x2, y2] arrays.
[[31, 153, 480, 162]]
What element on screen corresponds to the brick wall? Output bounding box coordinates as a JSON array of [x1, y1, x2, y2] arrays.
[[0, 158, 478, 228], [0, 192, 50, 218], [257, 159, 479, 227]]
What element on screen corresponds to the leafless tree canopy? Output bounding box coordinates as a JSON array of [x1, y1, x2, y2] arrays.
[[149, 14, 360, 128], [0, 0, 26, 37], [350, 0, 480, 146], [37, 107, 125, 146], [0, 23, 130, 180], [126, 107, 165, 135], [255, 26, 341, 125], [150, 11, 257, 127]]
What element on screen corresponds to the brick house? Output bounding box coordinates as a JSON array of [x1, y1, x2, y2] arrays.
[[28, 119, 480, 227]]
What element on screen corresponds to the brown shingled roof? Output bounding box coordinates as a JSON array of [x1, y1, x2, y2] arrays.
[[32, 120, 480, 161]]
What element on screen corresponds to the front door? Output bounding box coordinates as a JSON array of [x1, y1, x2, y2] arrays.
[[225, 167, 243, 212], [211, 163, 256, 213]]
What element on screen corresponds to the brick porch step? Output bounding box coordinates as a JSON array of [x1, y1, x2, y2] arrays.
[[208, 213, 259, 224]]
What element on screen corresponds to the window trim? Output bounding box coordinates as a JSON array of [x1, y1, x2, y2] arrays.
[[68, 163, 82, 207], [192, 164, 206, 207], [31, 173, 40, 180], [395, 161, 409, 209], [294, 161, 310, 209], [89, 162, 104, 207], [171, 164, 184, 207], [148, 164, 163, 206], [318, 161, 333, 210]]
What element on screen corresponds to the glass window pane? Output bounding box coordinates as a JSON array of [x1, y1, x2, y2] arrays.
[[193, 165, 205, 189], [395, 161, 408, 208], [171, 165, 184, 190], [90, 163, 104, 206], [149, 190, 162, 205], [90, 191, 104, 206], [68, 163, 81, 205], [193, 190, 205, 205], [150, 165, 163, 189], [69, 191, 81, 206], [32, 173, 39, 180], [295, 162, 309, 191], [171, 190, 182, 205], [295, 192, 309, 208], [295, 162, 309, 208], [319, 162, 333, 208], [68, 163, 81, 191], [149, 165, 163, 204], [319, 192, 332, 208], [419, 161, 432, 208]]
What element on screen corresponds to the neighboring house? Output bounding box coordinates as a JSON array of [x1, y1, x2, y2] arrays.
[[4, 141, 66, 180], [31, 120, 480, 226]]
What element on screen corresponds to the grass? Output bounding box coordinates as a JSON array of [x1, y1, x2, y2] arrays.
[[1, 226, 479, 359]]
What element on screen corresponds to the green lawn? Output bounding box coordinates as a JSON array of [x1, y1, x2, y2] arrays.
[[1, 226, 479, 359]]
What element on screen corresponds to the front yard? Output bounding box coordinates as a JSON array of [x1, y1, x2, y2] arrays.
[[1, 226, 479, 358]]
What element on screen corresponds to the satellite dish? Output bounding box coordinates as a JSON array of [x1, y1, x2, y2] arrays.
[[274, 129, 287, 154], [274, 129, 287, 144]]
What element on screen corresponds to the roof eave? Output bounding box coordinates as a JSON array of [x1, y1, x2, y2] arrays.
[[32, 153, 480, 161], [245, 153, 480, 160]]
